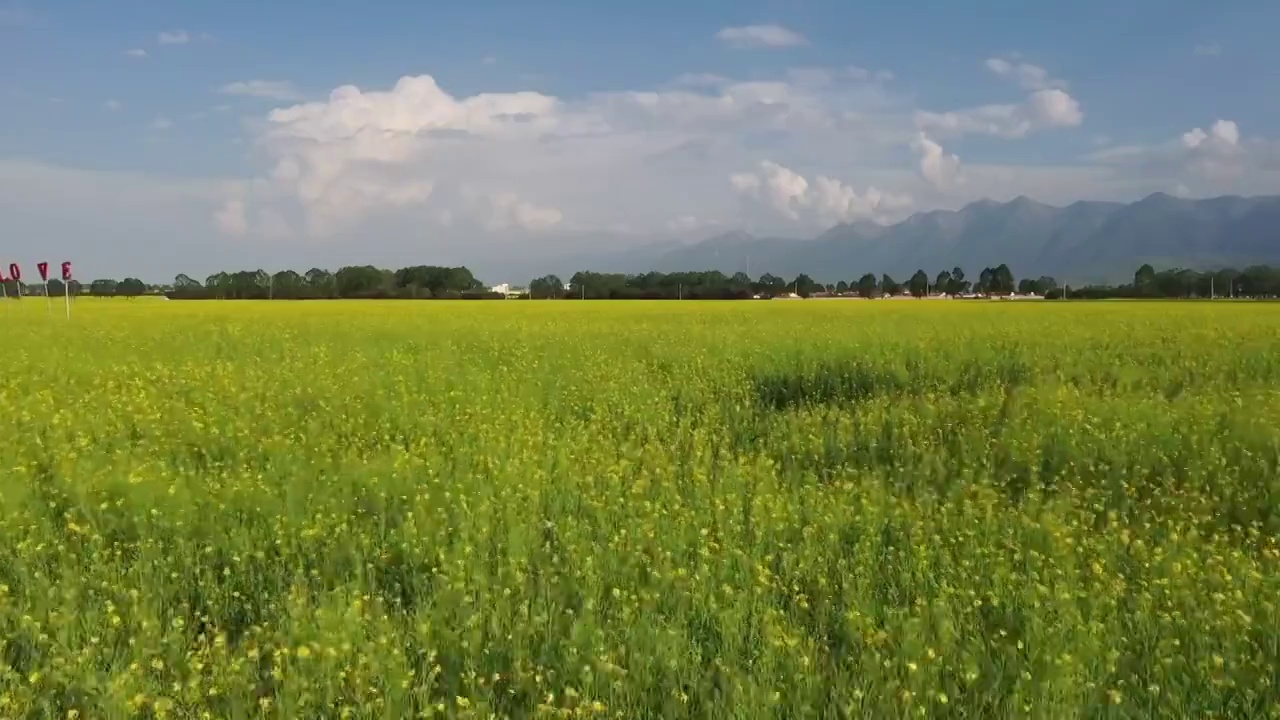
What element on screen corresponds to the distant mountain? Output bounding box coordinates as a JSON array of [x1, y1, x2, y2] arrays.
[[596, 193, 1280, 285]]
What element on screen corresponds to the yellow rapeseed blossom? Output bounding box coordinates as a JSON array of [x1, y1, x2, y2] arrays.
[[1, 298, 1278, 717]]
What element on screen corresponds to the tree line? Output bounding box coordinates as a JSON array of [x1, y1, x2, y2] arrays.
[[21, 262, 1280, 301], [531, 265, 1045, 299], [163, 266, 495, 300], [1069, 264, 1280, 299]]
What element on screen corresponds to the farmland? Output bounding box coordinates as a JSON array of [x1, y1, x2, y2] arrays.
[[2, 299, 1280, 718]]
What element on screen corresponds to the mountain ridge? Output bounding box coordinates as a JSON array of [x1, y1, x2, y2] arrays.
[[626, 193, 1280, 285]]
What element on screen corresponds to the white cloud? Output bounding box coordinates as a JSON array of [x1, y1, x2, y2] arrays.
[[667, 215, 709, 233], [219, 80, 303, 101], [214, 199, 248, 236], [470, 189, 563, 231], [24, 60, 1277, 281], [218, 69, 913, 239], [984, 57, 1065, 91], [158, 30, 189, 45], [731, 160, 911, 225], [917, 59, 1080, 140], [672, 73, 729, 87], [124, 48, 148, 58], [245, 75, 569, 235], [1087, 119, 1280, 194], [1193, 43, 1222, 57], [911, 133, 962, 189], [481, 55, 498, 65], [916, 88, 1082, 139], [715, 24, 809, 49], [104, 100, 122, 111], [150, 117, 174, 131]]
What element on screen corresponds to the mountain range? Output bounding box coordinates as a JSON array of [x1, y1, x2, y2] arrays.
[[557, 193, 1280, 286]]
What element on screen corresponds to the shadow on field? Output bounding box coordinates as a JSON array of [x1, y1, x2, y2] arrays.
[[750, 356, 1033, 411]]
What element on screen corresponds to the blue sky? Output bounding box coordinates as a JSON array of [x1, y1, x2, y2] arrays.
[[2, 0, 1279, 281]]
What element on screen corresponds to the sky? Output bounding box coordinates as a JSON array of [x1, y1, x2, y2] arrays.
[[2, 0, 1279, 283]]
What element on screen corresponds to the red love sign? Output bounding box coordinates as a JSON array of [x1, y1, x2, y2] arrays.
[[8, 264, 20, 282], [61, 261, 73, 281], [37, 262, 49, 282]]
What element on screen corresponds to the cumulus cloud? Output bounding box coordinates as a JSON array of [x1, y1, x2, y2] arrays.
[[1093, 119, 1243, 172], [917, 59, 1081, 140], [916, 88, 1082, 139], [672, 73, 730, 87], [984, 57, 1065, 91], [124, 48, 148, 58], [158, 30, 189, 45], [1087, 119, 1280, 195], [150, 117, 174, 131], [225, 75, 576, 236], [214, 199, 248, 236], [15, 55, 1280, 282], [1193, 43, 1222, 57], [219, 80, 303, 101], [217, 69, 915, 239], [911, 133, 962, 189], [1182, 119, 1238, 148], [468, 189, 563, 231], [731, 160, 911, 225], [104, 99, 122, 111], [715, 24, 809, 49]]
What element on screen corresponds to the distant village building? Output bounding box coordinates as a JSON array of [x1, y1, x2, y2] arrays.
[[488, 283, 525, 298]]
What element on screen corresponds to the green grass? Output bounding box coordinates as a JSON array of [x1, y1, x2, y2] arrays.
[[2, 299, 1279, 718]]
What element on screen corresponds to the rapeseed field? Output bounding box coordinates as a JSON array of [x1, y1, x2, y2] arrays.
[[2, 299, 1279, 718]]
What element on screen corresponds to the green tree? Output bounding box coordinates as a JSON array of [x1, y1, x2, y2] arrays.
[[946, 267, 970, 295], [529, 275, 565, 299], [335, 266, 386, 298], [993, 264, 1016, 294], [117, 278, 147, 298], [835, 280, 849, 294], [90, 279, 119, 296], [934, 270, 953, 295], [205, 272, 231, 297], [856, 273, 879, 299], [791, 274, 817, 298], [271, 270, 304, 299], [1134, 263, 1157, 296], [174, 274, 202, 289], [755, 273, 786, 298], [880, 274, 900, 296], [908, 269, 929, 297], [304, 269, 336, 298], [977, 267, 995, 294]]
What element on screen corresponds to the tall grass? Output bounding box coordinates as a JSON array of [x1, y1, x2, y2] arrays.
[[2, 299, 1278, 718]]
